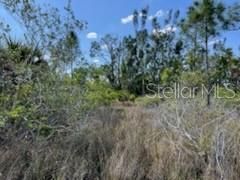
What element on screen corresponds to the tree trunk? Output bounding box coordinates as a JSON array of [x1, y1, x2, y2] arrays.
[[205, 23, 211, 106]]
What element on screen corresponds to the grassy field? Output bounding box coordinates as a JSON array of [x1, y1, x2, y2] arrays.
[[1, 99, 240, 180]]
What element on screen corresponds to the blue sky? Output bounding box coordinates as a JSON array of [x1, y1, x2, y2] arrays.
[[0, 0, 239, 58]]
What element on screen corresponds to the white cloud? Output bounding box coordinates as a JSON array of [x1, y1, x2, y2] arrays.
[[155, 10, 165, 17], [86, 32, 98, 39], [101, 44, 108, 50], [43, 54, 50, 61], [121, 14, 134, 24], [209, 39, 222, 46], [121, 9, 165, 25], [153, 25, 177, 35], [148, 10, 165, 20], [93, 59, 100, 64], [160, 26, 177, 33]]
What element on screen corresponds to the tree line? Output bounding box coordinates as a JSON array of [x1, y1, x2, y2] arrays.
[[0, 0, 240, 107], [90, 0, 240, 106]]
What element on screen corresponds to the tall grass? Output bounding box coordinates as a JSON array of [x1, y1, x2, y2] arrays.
[[0, 100, 240, 180]]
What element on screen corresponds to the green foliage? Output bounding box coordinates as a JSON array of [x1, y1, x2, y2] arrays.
[[38, 125, 53, 137], [0, 1, 240, 178], [161, 68, 173, 86], [216, 87, 240, 106], [6, 106, 26, 119], [73, 67, 89, 84], [86, 81, 134, 107], [0, 117, 4, 127], [0, 0, 239, 139], [180, 71, 207, 88], [182, 0, 240, 105], [135, 96, 162, 107], [118, 90, 136, 102], [90, 34, 122, 88]]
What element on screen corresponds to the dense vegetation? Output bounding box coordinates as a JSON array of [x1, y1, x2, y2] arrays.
[[0, 0, 240, 179]]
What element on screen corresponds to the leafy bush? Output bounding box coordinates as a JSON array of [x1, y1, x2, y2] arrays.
[[180, 71, 207, 88], [161, 68, 174, 86], [86, 81, 135, 107]]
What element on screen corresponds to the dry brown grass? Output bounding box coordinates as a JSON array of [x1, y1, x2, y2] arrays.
[[0, 100, 240, 180]]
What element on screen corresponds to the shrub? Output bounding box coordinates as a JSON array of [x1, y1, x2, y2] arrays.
[[86, 81, 134, 107], [180, 71, 207, 88]]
